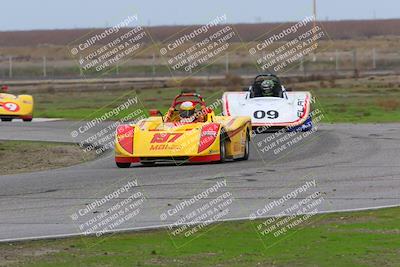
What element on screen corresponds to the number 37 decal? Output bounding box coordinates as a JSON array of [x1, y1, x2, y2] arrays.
[[253, 110, 279, 119]]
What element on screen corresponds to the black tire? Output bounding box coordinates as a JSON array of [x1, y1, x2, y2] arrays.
[[116, 162, 131, 168], [239, 131, 250, 161], [219, 133, 227, 163], [23, 118, 33, 122], [141, 162, 156, 167], [1, 118, 12, 122]]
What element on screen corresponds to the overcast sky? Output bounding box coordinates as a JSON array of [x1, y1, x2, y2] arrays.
[[1, 0, 399, 31]]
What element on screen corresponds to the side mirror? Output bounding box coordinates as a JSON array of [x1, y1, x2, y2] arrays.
[[1, 85, 8, 92], [149, 109, 162, 117]]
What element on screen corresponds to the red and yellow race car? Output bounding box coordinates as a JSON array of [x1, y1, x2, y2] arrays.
[[115, 93, 251, 167], [0, 85, 34, 122]]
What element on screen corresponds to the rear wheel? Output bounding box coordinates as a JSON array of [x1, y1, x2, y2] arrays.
[[116, 162, 131, 168], [22, 118, 33, 122], [1, 118, 12, 122], [239, 131, 250, 161], [219, 133, 227, 163]]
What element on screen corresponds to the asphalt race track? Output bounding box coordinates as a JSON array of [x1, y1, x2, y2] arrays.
[[0, 120, 399, 241]]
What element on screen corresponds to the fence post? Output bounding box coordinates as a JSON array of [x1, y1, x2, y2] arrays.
[[43, 56, 47, 77], [299, 56, 304, 73], [372, 48, 376, 69], [8, 56, 12, 78], [225, 52, 229, 74], [335, 50, 339, 72], [79, 56, 83, 77], [352, 49, 359, 77], [152, 52, 156, 77]]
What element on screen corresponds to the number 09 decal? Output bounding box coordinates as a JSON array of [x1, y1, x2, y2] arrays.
[[253, 110, 279, 119]]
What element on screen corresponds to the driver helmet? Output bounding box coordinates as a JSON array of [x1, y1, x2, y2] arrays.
[[179, 101, 195, 119], [261, 79, 275, 96]]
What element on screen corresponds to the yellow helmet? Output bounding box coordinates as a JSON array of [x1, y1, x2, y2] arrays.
[[179, 101, 195, 118]]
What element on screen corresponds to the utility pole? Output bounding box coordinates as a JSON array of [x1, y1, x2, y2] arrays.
[[313, 0, 317, 27], [312, 0, 317, 62]]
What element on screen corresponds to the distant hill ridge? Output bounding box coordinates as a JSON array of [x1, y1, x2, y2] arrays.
[[0, 19, 399, 46]]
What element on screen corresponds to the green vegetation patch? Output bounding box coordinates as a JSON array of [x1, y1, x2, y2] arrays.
[[1, 207, 399, 266]]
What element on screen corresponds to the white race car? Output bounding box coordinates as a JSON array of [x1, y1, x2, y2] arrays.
[[222, 74, 312, 132]]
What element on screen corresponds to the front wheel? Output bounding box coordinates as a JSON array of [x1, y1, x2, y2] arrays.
[[1, 118, 12, 122], [219, 133, 227, 163], [22, 118, 33, 122], [116, 162, 131, 168]]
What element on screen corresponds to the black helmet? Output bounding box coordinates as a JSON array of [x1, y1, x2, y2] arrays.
[[261, 79, 275, 97]]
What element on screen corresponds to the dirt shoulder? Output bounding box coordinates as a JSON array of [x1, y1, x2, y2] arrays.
[[0, 140, 97, 175]]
